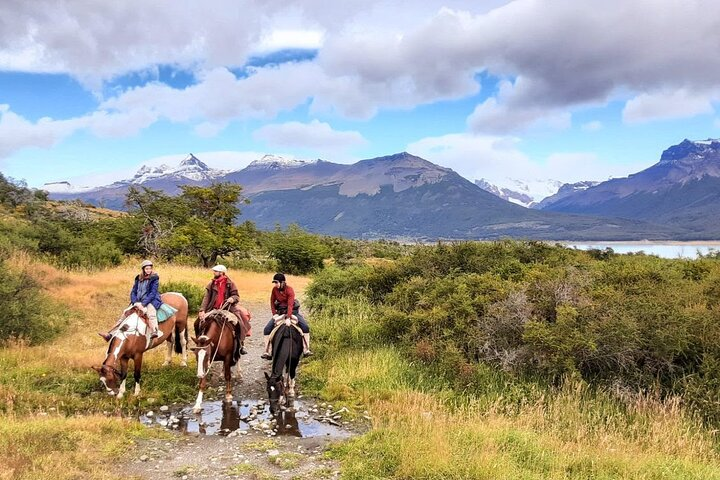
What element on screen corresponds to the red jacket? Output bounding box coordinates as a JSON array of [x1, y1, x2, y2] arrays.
[[271, 285, 295, 315]]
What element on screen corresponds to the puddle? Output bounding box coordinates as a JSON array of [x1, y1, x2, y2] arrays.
[[140, 399, 352, 439]]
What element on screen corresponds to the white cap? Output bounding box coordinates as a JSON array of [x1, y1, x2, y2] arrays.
[[141, 260, 153, 268], [211, 265, 227, 273]]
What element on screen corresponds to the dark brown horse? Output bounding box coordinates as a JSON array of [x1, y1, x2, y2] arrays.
[[190, 310, 245, 413], [265, 319, 304, 413], [92, 292, 189, 398]]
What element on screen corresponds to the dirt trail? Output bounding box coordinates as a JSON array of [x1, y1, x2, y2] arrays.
[[125, 301, 361, 480]]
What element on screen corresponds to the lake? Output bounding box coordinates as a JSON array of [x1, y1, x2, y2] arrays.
[[565, 243, 720, 259]]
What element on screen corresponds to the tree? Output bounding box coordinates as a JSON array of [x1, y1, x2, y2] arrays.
[[125, 186, 189, 256]]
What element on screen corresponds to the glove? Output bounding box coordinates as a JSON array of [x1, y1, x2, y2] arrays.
[[226, 297, 235, 304]]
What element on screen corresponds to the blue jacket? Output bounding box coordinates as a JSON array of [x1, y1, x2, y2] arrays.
[[130, 273, 163, 309]]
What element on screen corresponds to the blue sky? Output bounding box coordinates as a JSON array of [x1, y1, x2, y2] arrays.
[[1, 0, 719, 199]]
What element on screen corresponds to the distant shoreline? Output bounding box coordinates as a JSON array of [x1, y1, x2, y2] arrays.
[[558, 241, 720, 246]]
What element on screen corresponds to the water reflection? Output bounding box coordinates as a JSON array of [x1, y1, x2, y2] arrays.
[[140, 398, 350, 439]]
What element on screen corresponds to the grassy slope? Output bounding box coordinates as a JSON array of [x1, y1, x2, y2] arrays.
[[0, 255, 308, 479], [303, 296, 720, 479]]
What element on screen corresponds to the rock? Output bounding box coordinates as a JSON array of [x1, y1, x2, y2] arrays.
[[267, 449, 280, 457], [159, 405, 169, 412], [146, 411, 154, 417], [140, 455, 149, 462]]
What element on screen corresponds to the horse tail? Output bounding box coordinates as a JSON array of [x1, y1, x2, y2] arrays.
[[174, 323, 183, 354]]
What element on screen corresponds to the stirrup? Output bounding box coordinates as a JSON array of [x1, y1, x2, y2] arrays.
[[240, 346, 248, 355], [260, 352, 272, 360], [303, 350, 314, 357]]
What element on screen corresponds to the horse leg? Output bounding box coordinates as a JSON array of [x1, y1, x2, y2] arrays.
[[117, 358, 129, 399], [180, 327, 188, 367], [163, 334, 173, 366], [224, 358, 233, 403], [193, 376, 206, 413], [133, 354, 143, 397]]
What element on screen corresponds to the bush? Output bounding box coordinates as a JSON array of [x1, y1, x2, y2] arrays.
[[160, 281, 205, 313], [0, 260, 67, 344], [265, 225, 329, 275], [307, 240, 720, 425]]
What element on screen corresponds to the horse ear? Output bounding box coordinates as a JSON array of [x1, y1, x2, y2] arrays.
[[91, 365, 101, 372], [264, 372, 270, 380], [191, 336, 198, 344]]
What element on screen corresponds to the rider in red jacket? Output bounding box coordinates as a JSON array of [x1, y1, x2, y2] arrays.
[[261, 273, 313, 359]]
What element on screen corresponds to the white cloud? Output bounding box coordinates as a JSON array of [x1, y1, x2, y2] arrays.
[[253, 119, 366, 152], [0, 105, 86, 157], [407, 132, 651, 187], [623, 89, 716, 124]]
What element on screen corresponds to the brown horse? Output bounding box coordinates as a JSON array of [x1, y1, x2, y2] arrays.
[[92, 292, 189, 398], [190, 310, 244, 413]]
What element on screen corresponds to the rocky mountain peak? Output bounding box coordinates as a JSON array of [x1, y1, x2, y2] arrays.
[[178, 153, 209, 170], [659, 139, 720, 164]]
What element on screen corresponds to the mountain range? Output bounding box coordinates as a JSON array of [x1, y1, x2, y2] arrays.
[[538, 139, 720, 238], [46, 147, 707, 240]]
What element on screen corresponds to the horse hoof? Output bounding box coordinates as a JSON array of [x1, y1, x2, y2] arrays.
[[162, 361, 171, 367], [117, 394, 124, 400], [180, 362, 188, 367], [193, 406, 202, 414], [224, 395, 233, 403]]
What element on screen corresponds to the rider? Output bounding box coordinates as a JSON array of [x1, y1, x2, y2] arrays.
[[197, 265, 250, 357], [99, 260, 162, 341], [261, 273, 313, 360]]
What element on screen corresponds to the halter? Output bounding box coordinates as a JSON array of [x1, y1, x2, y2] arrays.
[[197, 300, 232, 378]]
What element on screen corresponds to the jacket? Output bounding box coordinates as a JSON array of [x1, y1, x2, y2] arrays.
[[200, 276, 240, 312], [130, 273, 163, 309]]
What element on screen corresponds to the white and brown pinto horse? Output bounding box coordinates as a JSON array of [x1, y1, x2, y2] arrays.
[[93, 292, 189, 398], [190, 309, 244, 413]]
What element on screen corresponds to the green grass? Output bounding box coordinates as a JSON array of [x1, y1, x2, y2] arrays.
[[0, 415, 168, 480], [308, 297, 720, 479]]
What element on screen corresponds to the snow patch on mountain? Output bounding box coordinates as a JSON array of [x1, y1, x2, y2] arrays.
[[475, 177, 563, 207], [121, 153, 225, 184], [246, 154, 318, 170], [41, 181, 95, 194]]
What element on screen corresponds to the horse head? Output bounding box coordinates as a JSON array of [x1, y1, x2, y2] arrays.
[[190, 335, 214, 378], [92, 363, 123, 396], [265, 371, 285, 413]]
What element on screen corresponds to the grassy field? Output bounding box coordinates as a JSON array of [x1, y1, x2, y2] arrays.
[[0, 254, 308, 479], [303, 296, 720, 479], [4, 254, 720, 479]]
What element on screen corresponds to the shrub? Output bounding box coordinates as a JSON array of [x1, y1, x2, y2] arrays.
[[0, 260, 67, 344], [160, 281, 205, 313]]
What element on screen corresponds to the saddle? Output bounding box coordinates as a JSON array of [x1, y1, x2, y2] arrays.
[[268, 314, 303, 343]]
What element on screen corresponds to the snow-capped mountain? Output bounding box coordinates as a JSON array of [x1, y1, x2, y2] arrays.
[[475, 178, 563, 208], [120, 153, 225, 184], [534, 181, 600, 209], [245, 154, 318, 171]]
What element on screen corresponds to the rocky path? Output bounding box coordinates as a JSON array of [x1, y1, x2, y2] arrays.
[[125, 302, 362, 480]]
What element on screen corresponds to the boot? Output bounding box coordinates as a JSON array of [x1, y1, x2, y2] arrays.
[[260, 335, 272, 360], [302, 333, 314, 357], [98, 332, 112, 342], [234, 324, 247, 355]]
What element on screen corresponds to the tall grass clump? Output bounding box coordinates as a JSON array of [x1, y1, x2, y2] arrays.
[[160, 280, 205, 313]]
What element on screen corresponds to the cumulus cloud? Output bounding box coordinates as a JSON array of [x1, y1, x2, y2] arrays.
[[253, 119, 366, 152], [407, 132, 651, 186], [4, 0, 720, 149], [622, 89, 716, 124]]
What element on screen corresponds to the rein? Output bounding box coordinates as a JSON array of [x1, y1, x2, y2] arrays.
[[199, 300, 231, 378]]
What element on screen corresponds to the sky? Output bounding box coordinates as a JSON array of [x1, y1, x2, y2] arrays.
[[2, 0, 720, 197]]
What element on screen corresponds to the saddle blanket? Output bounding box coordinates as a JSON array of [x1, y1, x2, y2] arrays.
[[157, 303, 177, 322]]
